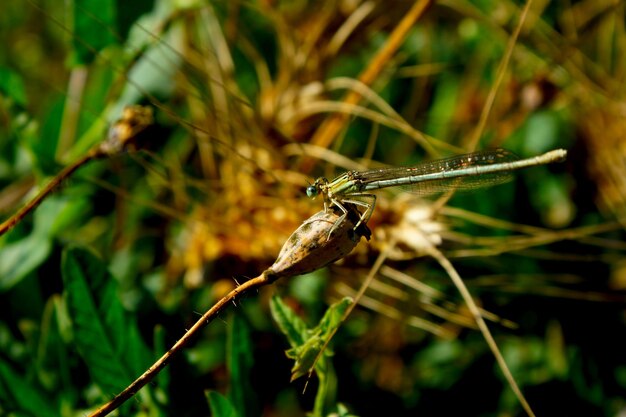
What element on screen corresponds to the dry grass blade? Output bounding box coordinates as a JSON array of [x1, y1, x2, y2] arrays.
[[424, 242, 537, 417], [302, 0, 436, 171]]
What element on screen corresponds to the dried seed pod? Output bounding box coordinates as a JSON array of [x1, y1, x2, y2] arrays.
[[99, 105, 154, 156], [265, 204, 370, 281]]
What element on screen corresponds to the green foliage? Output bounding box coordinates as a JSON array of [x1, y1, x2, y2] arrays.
[[0, 247, 159, 416], [0, 357, 58, 417], [206, 390, 239, 417], [226, 311, 257, 417], [0, 196, 88, 290], [62, 247, 153, 397], [71, 0, 117, 65], [0, 67, 27, 106], [271, 295, 352, 416]]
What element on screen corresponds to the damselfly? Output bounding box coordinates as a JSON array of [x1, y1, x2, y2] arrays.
[[306, 148, 567, 232]]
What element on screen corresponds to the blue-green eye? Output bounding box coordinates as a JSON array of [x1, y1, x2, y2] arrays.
[[306, 185, 318, 198]]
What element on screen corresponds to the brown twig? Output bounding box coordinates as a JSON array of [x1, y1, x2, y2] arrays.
[[89, 273, 272, 417], [0, 150, 101, 236]]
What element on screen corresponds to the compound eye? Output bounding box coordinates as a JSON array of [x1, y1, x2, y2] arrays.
[[306, 185, 318, 198]]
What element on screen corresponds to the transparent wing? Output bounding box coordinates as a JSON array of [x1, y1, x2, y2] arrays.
[[354, 149, 519, 195]]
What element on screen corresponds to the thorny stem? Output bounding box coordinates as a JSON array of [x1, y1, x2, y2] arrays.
[[89, 273, 272, 417]]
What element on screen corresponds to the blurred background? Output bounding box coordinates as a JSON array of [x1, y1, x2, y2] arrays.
[[1, 0, 625, 416]]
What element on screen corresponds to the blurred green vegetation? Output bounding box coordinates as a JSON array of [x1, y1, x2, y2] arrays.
[[1, 0, 626, 416]]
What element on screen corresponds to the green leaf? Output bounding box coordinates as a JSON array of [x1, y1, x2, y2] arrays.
[[316, 297, 352, 336], [226, 311, 256, 417], [0, 67, 27, 106], [206, 390, 239, 417], [32, 195, 88, 238], [61, 247, 136, 395], [153, 324, 169, 404], [36, 296, 71, 392], [32, 96, 64, 176], [112, 1, 182, 112], [271, 296, 352, 385], [0, 195, 90, 292], [71, 0, 118, 65], [425, 74, 459, 140], [288, 297, 351, 383], [115, 0, 154, 40], [523, 110, 561, 154], [286, 335, 325, 381], [0, 358, 58, 417], [411, 340, 467, 389], [333, 403, 359, 417], [0, 233, 51, 291], [125, 318, 154, 377], [269, 295, 309, 348]]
